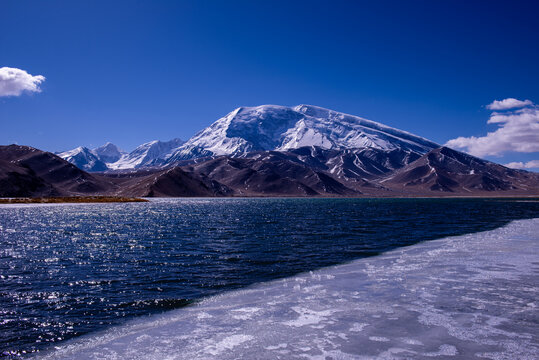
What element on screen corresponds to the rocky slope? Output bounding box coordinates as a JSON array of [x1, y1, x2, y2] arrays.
[[381, 147, 539, 194], [108, 168, 233, 197], [183, 152, 360, 196], [0, 146, 229, 198], [177, 147, 539, 197], [0, 145, 113, 197], [2, 144, 538, 197]]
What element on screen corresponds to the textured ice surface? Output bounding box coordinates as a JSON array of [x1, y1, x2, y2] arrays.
[[35, 219, 539, 359]]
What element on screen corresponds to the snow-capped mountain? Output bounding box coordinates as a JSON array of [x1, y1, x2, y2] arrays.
[[165, 105, 439, 163], [94, 142, 125, 163], [108, 138, 184, 170], [59, 139, 184, 172], [57, 146, 108, 172], [59, 105, 439, 172]]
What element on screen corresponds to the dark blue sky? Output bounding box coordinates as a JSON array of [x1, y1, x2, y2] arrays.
[[1, 0, 538, 165]]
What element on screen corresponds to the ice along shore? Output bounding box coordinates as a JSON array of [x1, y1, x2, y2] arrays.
[[35, 218, 539, 359]]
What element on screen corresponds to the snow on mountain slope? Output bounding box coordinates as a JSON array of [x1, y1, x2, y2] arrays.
[[59, 105, 438, 171], [59, 139, 184, 172], [94, 142, 126, 163], [108, 138, 185, 170], [57, 146, 108, 172], [166, 105, 439, 162]]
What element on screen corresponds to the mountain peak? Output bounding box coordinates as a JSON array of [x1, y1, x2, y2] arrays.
[[59, 146, 92, 157], [107, 138, 185, 170], [57, 146, 107, 172], [58, 139, 185, 172], [57, 105, 441, 172], [94, 142, 124, 163], [293, 104, 333, 118], [166, 104, 440, 162]]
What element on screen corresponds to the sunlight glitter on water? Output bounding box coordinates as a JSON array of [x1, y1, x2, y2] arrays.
[[1, 198, 538, 357], [35, 219, 539, 359]]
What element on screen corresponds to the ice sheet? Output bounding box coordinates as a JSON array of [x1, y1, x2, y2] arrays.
[[35, 218, 539, 359]]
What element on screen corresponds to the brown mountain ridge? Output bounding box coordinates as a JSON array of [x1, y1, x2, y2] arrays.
[[0, 144, 538, 198]]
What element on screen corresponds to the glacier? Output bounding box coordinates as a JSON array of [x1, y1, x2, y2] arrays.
[[34, 218, 539, 359], [166, 104, 440, 162]]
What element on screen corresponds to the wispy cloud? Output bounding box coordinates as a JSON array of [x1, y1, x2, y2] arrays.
[[445, 98, 539, 157], [504, 160, 539, 170], [0, 67, 45, 97], [486, 98, 533, 110]]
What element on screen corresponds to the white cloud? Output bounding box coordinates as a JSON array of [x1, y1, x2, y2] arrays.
[[504, 160, 539, 170], [486, 98, 532, 110], [445, 101, 539, 157], [0, 67, 45, 97]]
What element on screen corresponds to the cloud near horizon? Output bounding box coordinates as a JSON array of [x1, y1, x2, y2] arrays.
[[504, 160, 539, 170], [0, 67, 45, 97], [445, 98, 539, 157], [486, 98, 533, 110]]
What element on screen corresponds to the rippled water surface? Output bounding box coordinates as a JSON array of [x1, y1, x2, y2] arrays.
[[0, 198, 538, 357]]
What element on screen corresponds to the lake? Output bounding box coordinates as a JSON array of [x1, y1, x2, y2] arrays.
[[1, 198, 538, 357]]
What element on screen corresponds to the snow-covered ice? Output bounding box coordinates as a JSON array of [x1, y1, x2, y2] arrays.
[[35, 219, 539, 359]]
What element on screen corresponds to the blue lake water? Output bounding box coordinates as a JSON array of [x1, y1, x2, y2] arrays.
[[0, 198, 538, 357]]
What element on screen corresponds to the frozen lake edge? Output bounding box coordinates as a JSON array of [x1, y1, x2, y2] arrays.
[[35, 218, 539, 359]]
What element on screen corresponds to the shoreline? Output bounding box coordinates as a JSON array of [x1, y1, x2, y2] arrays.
[[201, 194, 539, 199], [0, 195, 537, 204], [0, 196, 149, 204], [34, 218, 539, 359]]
